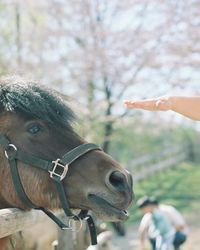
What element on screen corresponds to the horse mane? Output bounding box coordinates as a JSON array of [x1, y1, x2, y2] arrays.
[[0, 76, 76, 130]]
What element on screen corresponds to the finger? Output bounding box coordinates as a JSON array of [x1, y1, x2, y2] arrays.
[[124, 100, 137, 107], [155, 100, 162, 108], [124, 99, 157, 110]]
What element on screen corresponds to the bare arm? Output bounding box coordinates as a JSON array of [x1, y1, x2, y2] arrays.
[[124, 96, 200, 121], [138, 227, 147, 250]]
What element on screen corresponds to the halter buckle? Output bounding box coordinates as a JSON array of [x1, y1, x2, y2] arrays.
[[49, 159, 69, 181], [68, 216, 83, 232], [5, 144, 17, 160]]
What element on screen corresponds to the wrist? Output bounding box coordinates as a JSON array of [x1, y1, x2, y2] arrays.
[[165, 96, 173, 110]]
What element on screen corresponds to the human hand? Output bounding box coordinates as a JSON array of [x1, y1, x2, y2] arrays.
[[124, 96, 172, 111]]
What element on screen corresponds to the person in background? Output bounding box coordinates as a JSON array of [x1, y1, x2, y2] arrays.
[[137, 196, 187, 250], [124, 96, 200, 121]]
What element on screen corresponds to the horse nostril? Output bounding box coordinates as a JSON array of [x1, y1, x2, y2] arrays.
[[109, 171, 127, 191]]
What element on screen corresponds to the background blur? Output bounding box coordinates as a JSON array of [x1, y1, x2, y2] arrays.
[[0, 0, 200, 249]]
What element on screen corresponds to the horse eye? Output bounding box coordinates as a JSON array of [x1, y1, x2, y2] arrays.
[[27, 124, 42, 134]]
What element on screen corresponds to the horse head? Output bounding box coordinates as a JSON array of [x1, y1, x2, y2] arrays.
[[0, 77, 133, 224]]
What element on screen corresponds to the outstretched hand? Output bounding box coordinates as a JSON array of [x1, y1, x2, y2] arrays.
[[124, 97, 172, 111]]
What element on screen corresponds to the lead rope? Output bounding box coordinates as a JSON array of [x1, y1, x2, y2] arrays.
[[54, 180, 97, 245], [78, 211, 97, 245]]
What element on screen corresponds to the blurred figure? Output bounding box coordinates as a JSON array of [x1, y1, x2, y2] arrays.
[[137, 197, 187, 250], [124, 96, 200, 121]]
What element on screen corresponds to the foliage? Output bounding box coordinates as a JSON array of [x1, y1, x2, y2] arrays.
[[127, 161, 200, 225], [107, 120, 199, 165], [0, 0, 200, 161]]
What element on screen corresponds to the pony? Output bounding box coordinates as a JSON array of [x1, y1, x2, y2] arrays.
[[0, 77, 133, 249]]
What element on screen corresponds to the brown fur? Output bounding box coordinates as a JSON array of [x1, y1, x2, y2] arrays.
[[0, 78, 133, 249], [0, 238, 8, 250]]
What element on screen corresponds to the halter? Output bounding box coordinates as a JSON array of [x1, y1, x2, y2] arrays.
[[0, 134, 102, 245]]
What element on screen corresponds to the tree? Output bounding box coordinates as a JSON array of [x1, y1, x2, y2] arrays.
[[0, 0, 199, 153]]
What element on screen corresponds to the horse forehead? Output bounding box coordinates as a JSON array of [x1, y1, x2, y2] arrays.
[[0, 112, 31, 132], [1, 111, 25, 122], [0, 112, 15, 130]]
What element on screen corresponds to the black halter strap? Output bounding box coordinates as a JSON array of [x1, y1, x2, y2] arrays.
[[0, 134, 101, 245]]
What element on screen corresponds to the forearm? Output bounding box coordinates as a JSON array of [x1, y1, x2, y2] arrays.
[[139, 231, 146, 249], [169, 96, 200, 121]]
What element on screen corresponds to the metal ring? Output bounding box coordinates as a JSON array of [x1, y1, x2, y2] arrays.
[[68, 216, 83, 232], [5, 144, 17, 159]]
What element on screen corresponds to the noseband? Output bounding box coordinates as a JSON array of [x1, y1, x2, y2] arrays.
[[0, 134, 102, 245]]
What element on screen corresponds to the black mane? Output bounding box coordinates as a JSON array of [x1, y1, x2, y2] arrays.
[[0, 77, 76, 130]]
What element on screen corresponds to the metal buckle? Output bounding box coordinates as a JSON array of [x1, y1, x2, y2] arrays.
[[5, 144, 17, 159], [49, 159, 68, 181], [68, 216, 83, 232]]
